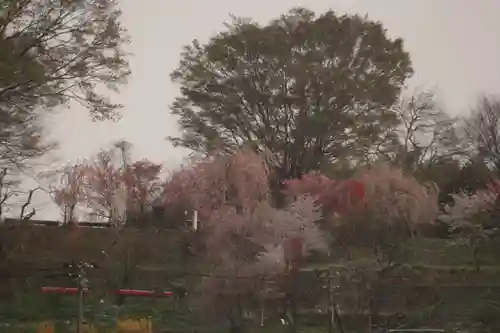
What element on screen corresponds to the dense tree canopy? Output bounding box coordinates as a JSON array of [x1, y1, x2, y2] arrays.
[[0, 0, 130, 165], [169, 8, 413, 183]]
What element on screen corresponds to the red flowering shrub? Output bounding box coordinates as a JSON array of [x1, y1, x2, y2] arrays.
[[285, 165, 438, 230], [283, 171, 366, 217], [337, 164, 439, 261], [284, 164, 440, 261]]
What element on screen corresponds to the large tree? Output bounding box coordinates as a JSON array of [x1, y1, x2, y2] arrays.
[[0, 0, 130, 165], [169, 8, 412, 184]]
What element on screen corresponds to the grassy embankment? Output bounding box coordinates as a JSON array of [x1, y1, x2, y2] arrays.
[[1, 225, 499, 332]]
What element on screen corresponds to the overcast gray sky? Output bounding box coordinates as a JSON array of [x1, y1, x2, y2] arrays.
[[27, 0, 500, 219]]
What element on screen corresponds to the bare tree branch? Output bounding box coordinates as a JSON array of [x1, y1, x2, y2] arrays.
[[464, 95, 500, 173], [392, 89, 463, 170], [19, 186, 41, 220]]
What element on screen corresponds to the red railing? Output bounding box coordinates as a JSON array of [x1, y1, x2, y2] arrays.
[[41, 287, 174, 297]]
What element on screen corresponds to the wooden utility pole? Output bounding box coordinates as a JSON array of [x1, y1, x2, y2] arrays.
[[77, 287, 84, 333], [326, 269, 333, 333], [325, 269, 344, 333], [65, 261, 95, 333]]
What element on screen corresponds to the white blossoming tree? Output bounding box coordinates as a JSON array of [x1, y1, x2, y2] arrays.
[[439, 190, 498, 272]]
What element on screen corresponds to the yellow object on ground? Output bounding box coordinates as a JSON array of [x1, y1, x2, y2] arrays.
[[116, 318, 153, 333], [35, 318, 152, 333]]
